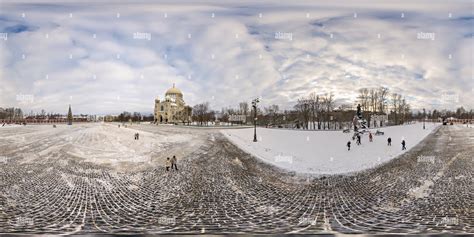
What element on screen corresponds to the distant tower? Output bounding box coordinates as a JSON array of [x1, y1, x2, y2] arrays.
[[67, 105, 73, 125]]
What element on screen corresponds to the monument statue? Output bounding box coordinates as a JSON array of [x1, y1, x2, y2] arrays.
[[353, 104, 367, 132], [357, 104, 362, 118]]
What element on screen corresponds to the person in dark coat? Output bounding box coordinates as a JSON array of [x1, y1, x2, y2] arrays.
[[171, 155, 178, 170], [356, 135, 361, 145], [347, 141, 351, 151], [402, 140, 406, 150], [369, 132, 373, 142], [387, 137, 392, 146]]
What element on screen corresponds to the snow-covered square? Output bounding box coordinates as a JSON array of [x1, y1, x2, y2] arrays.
[[222, 123, 439, 174]]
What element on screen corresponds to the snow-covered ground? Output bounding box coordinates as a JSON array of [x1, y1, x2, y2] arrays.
[[221, 122, 440, 175], [65, 123, 193, 164], [0, 123, 198, 170], [0, 124, 22, 129]]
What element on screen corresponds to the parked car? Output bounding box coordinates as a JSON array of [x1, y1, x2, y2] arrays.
[[343, 128, 351, 133]]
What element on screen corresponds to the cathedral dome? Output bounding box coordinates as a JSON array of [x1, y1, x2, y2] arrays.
[[165, 84, 182, 96]]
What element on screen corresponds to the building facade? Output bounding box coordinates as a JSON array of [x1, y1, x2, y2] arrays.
[[154, 84, 192, 124]]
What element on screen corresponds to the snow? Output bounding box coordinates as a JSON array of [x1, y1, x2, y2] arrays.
[[0, 123, 195, 169], [65, 123, 193, 165], [0, 124, 22, 129], [221, 122, 440, 175]]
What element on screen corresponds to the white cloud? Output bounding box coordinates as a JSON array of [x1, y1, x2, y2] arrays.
[[0, 0, 472, 114]]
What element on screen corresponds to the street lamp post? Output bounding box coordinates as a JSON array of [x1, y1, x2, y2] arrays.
[[423, 108, 426, 129], [252, 98, 260, 142]]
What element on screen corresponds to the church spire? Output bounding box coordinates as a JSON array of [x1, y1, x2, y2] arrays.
[[67, 104, 73, 125]]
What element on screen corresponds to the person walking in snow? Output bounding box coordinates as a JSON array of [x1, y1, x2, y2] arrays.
[[369, 132, 373, 142], [347, 141, 351, 151], [356, 135, 361, 145], [401, 140, 406, 150], [171, 155, 178, 171], [165, 157, 171, 171], [136, 133, 140, 140], [171, 156, 178, 170], [387, 137, 392, 146]]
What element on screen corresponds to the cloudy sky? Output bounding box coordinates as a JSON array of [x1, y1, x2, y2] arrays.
[[0, 0, 472, 115]]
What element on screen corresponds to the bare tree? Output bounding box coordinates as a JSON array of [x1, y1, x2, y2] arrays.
[[308, 92, 321, 130], [391, 93, 398, 124], [378, 87, 389, 114], [369, 88, 378, 113], [0, 107, 23, 120], [322, 93, 334, 129], [294, 98, 311, 129], [390, 93, 404, 124], [192, 102, 209, 126], [399, 97, 409, 124], [265, 104, 279, 125], [239, 102, 249, 116], [357, 88, 370, 112]]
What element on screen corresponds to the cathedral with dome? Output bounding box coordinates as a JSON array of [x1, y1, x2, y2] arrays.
[[154, 84, 192, 124]]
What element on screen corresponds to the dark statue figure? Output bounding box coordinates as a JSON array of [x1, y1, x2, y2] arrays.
[[357, 104, 362, 118], [353, 103, 367, 132]]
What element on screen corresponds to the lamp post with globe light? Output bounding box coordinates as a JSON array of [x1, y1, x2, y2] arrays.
[[252, 98, 260, 142]]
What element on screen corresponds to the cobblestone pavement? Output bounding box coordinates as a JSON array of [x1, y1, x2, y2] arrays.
[[0, 124, 472, 234]]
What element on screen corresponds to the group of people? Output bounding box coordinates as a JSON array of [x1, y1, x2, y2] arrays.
[[347, 133, 406, 151], [165, 155, 178, 171]]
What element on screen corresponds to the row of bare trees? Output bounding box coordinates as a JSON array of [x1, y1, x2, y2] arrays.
[[192, 102, 217, 125], [356, 87, 411, 125], [294, 93, 336, 129], [356, 87, 390, 114], [289, 87, 412, 129], [115, 111, 154, 122], [0, 107, 23, 120]]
